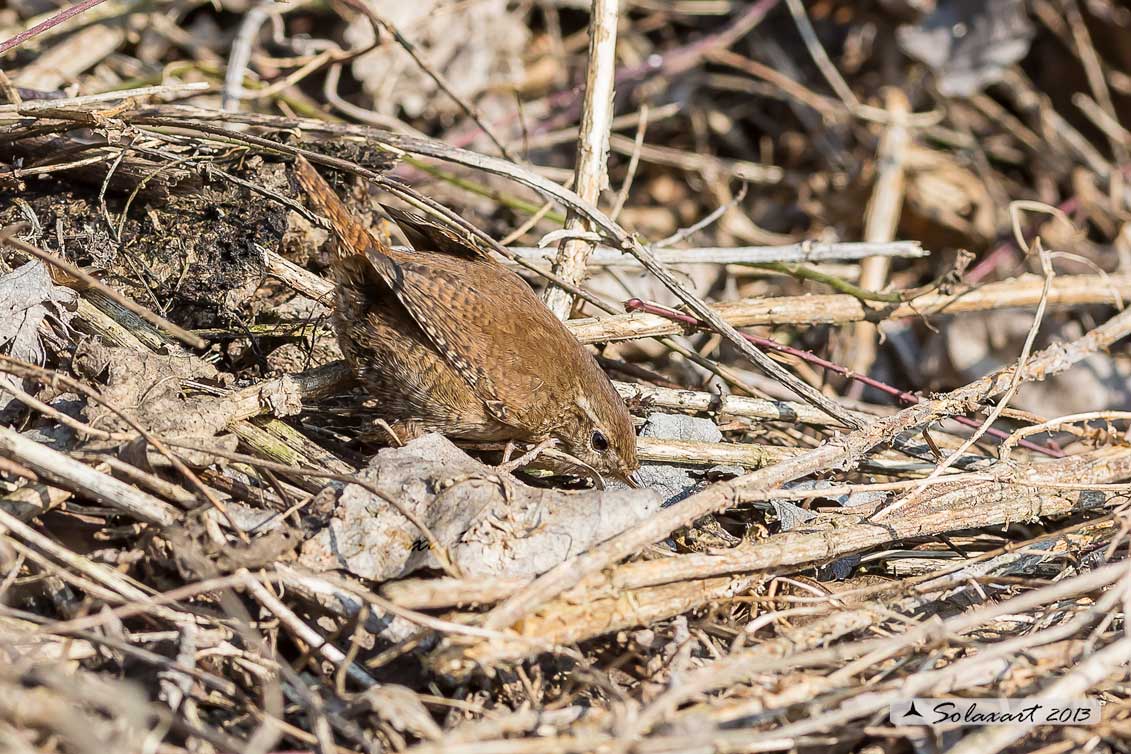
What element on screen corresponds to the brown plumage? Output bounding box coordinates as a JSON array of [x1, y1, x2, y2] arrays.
[[294, 156, 638, 482]]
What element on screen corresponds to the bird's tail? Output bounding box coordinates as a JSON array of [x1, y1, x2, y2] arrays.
[[294, 155, 388, 262]]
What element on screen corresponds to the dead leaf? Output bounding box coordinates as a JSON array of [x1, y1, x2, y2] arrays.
[[0, 259, 76, 365], [300, 433, 661, 582], [0, 259, 77, 418]]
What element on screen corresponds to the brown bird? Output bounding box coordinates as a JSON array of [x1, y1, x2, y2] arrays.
[[293, 156, 638, 484]]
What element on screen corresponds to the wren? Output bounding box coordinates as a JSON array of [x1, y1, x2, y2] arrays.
[[294, 156, 639, 484]]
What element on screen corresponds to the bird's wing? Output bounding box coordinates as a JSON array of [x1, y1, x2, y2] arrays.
[[382, 205, 495, 262], [382, 206, 563, 428], [295, 156, 527, 427], [391, 248, 593, 434]]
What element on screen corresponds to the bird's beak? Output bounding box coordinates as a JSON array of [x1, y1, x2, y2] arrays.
[[615, 470, 643, 489]]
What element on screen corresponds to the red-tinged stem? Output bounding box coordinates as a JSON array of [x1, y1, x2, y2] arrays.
[[624, 298, 1065, 458], [0, 0, 110, 57]]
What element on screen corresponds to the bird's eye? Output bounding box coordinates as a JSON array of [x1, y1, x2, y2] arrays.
[[591, 430, 609, 452]]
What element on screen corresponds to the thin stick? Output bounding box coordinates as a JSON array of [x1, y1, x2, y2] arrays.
[[570, 274, 1131, 343], [609, 103, 647, 222], [221, 1, 270, 112], [783, 0, 859, 109], [0, 0, 110, 56], [849, 88, 910, 387], [0, 227, 207, 349], [1062, 0, 1129, 167], [653, 184, 749, 248], [0, 82, 209, 112], [241, 571, 379, 688], [607, 134, 784, 184], [0, 70, 21, 105], [507, 240, 926, 266]]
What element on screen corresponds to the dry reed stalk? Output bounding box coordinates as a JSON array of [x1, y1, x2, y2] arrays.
[[543, 0, 620, 319]]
